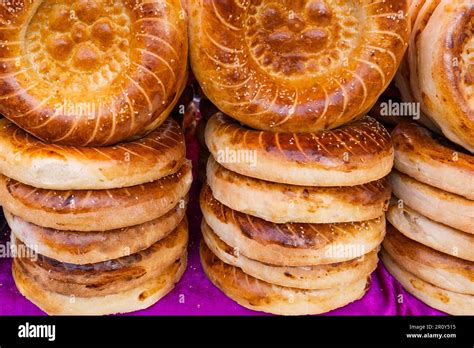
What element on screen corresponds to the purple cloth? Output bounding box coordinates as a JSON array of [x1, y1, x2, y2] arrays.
[[0, 139, 445, 316]]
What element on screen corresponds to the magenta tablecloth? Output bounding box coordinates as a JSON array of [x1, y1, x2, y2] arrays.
[[0, 134, 445, 316]]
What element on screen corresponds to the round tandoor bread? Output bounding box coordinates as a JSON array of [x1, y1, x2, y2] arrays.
[[392, 122, 474, 200], [202, 220, 379, 290], [0, 161, 192, 231], [381, 251, 474, 316], [0, 0, 188, 146], [393, 0, 441, 135], [0, 117, 186, 190], [200, 241, 369, 316], [12, 219, 188, 298], [390, 170, 474, 234], [13, 252, 187, 316], [383, 225, 474, 295], [5, 197, 187, 264], [207, 157, 391, 224], [200, 184, 386, 266], [189, 0, 409, 132], [408, 0, 474, 152], [393, 0, 425, 103], [205, 113, 394, 186]]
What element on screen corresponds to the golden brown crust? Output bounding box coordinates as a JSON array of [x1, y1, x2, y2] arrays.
[[392, 122, 474, 199], [0, 117, 186, 190], [13, 252, 187, 315], [383, 225, 474, 295], [5, 197, 187, 264], [205, 113, 394, 186], [367, 85, 440, 132], [0, 0, 188, 146], [0, 161, 193, 231], [410, 0, 474, 152], [391, 0, 442, 134], [201, 184, 386, 266], [198, 147, 210, 183], [374, 0, 443, 133], [13, 219, 188, 298], [390, 170, 474, 234], [394, 0, 432, 108], [202, 220, 379, 290], [200, 241, 369, 316], [381, 250, 474, 315], [207, 156, 391, 224], [387, 204, 474, 262], [189, 0, 409, 132]]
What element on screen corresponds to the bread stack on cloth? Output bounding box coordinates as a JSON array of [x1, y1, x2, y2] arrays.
[[376, 0, 474, 316], [189, 0, 409, 315], [0, 0, 191, 315]]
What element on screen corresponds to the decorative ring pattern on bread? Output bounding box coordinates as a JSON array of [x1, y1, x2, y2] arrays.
[[205, 113, 394, 186], [189, 0, 408, 132], [0, 0, 188, 146]]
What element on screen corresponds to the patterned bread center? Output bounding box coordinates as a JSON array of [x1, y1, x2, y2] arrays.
[[26, 0, 131, 94], [245, 0, 361, 77], [461, 22, 474, 109]]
